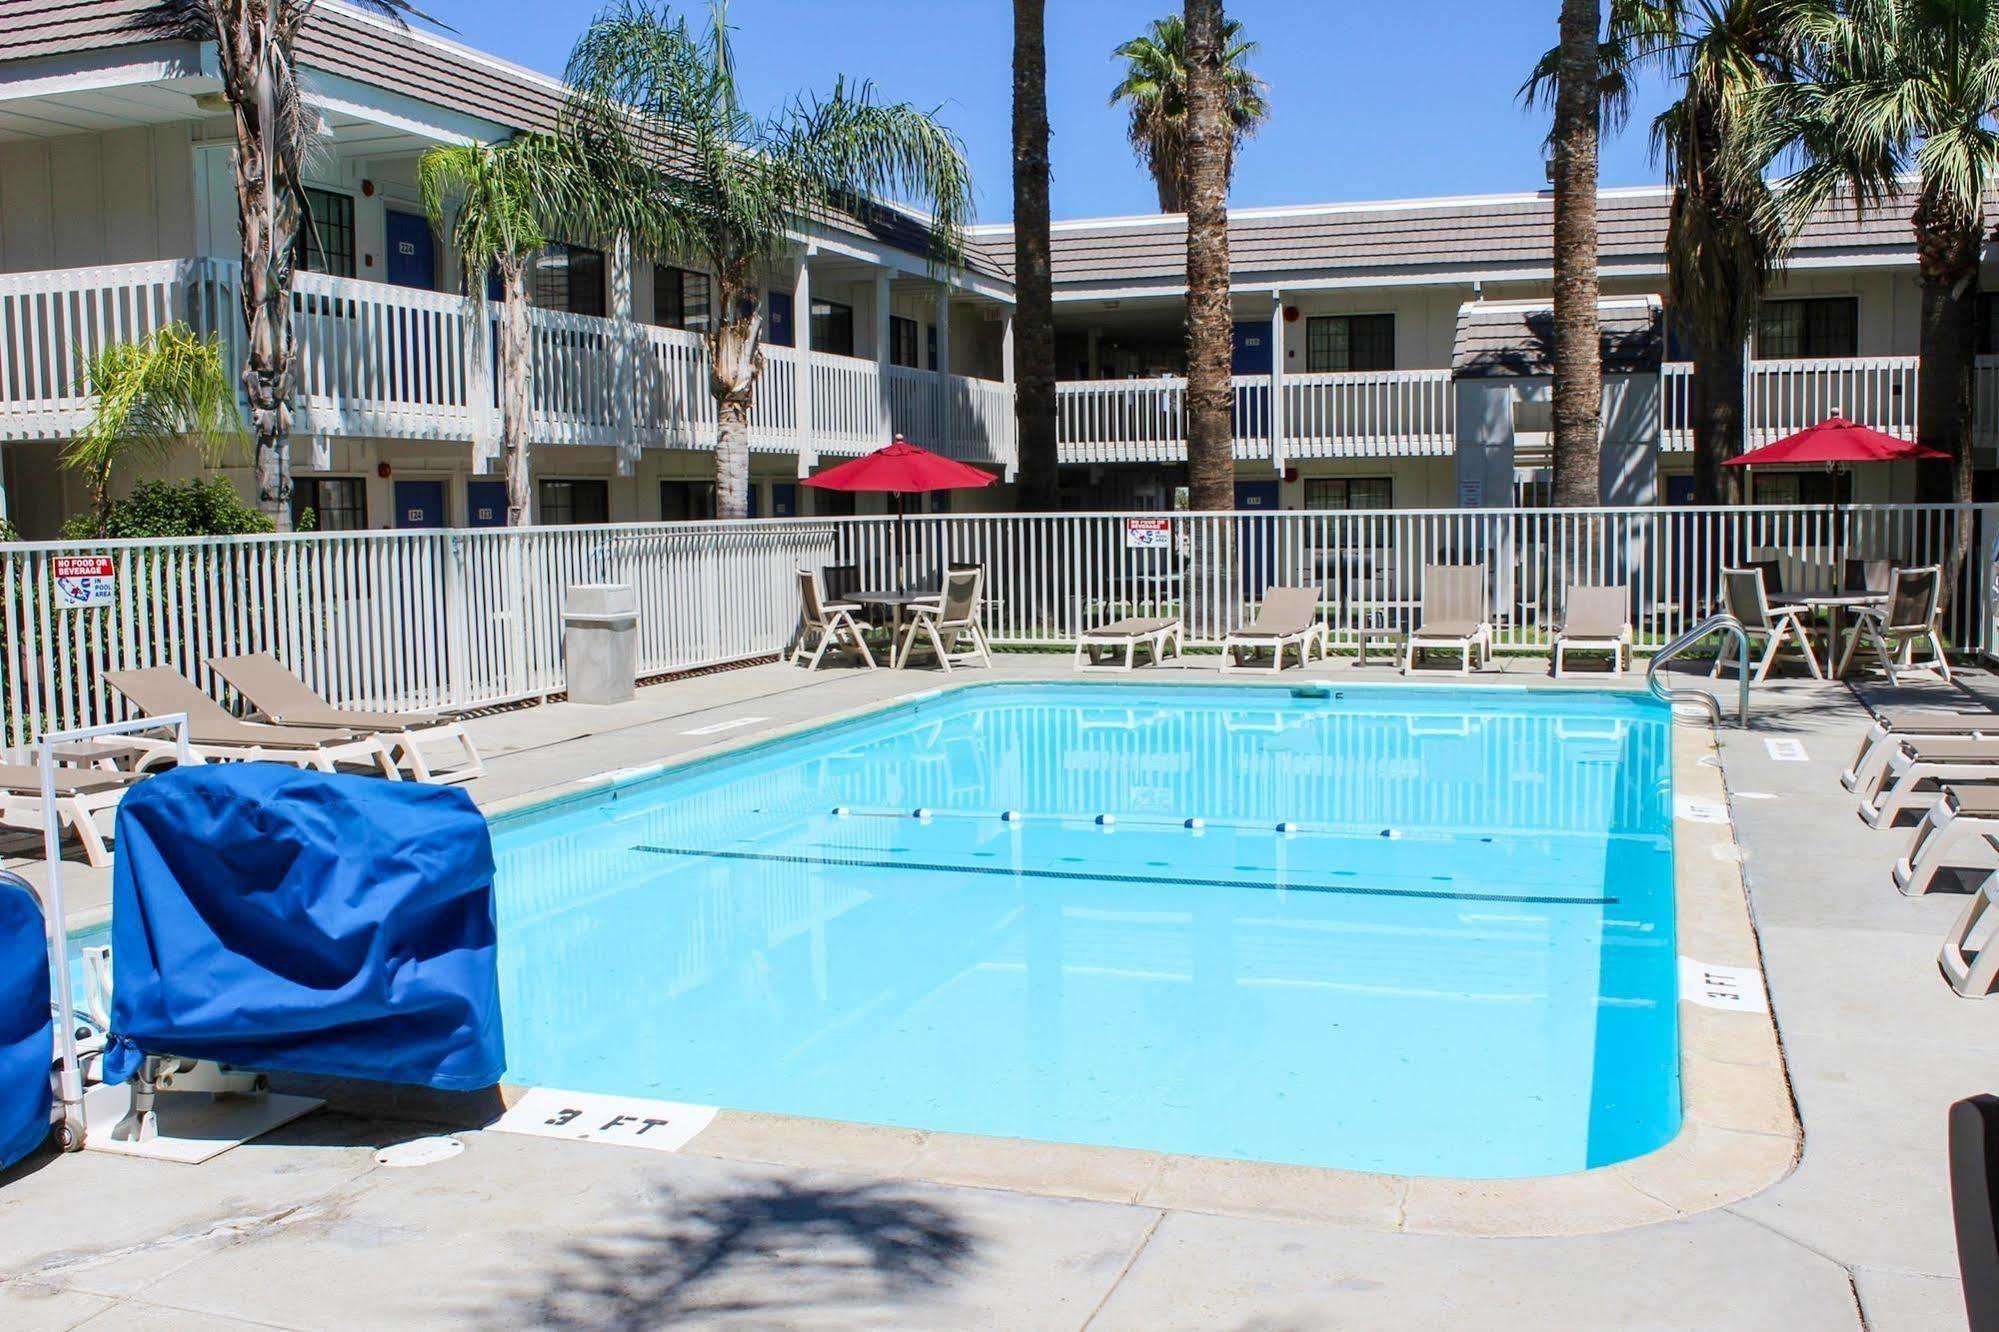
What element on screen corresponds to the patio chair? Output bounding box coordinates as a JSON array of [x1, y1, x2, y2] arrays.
[[0, 764, 143, 867], [1836, 565, 1950, 685], [1856, 735, 1999, 829], [1843, 558, 1894, 596], [1893, 785, 1999, 896], [1552, 584, 1631, 678], [1403, 564, 1491, 675], [207, 652, 484, 784], [1221, 586, 1326, 673], [1939, 876, 1999, 997], [793, 568, 875, 671], [101, 668, 401, 778], [1713, 567, 1822, 683], [1843, 708, 1999, 794], [1074, 617, 1185, 673], [892, 567, 991, 672]]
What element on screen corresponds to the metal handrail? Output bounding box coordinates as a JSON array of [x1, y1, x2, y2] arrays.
[[1647, 613, 1751, 728]]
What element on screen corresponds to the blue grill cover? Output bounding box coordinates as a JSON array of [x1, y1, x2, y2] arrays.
[[104, 765, 504, 1091], [0, 874, 51, 1168]]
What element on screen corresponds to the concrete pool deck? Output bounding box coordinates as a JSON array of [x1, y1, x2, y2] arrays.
[[0, 652, 1985, 1328]]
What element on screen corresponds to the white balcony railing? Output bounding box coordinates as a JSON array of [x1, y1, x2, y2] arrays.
[[1659, 356, 1997, 451]]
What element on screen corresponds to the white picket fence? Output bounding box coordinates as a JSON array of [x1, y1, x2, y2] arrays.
[[3, 504, 1993, 750]]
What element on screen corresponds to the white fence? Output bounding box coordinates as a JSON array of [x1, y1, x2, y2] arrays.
[[4, 504, 1993, 750]]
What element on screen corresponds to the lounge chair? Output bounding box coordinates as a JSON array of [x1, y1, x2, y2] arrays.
[[208, 652, 484, 784], [1713, 567, 1821, 682], [0, 764, 142, 867], [1893, 785, 1999, 896], [1074, 617, 1184, 672], [1843, 709, 1999, 794], [1939, 875, 1999, 997], [1836, 565, 1951, 685], [1856, 735, 1999, 829], [1552, 584, 1631, 678], [1222, 586, 1326, 673], [102, 668, 401, 778], [792, 569, 875, 671], [1403, 564, 1491, 675], [893, 567, 991, 672]]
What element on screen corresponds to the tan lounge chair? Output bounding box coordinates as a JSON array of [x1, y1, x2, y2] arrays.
[[1893, 784, 1999, 896], [893, 567, 992, 672], [1552, 584, 1631, 677], [102, 668, 400, 778], [1843, 709, 1998, 794], [0, 764, 142, 867], [1075, 617, 1184, 673], [1222, 587, 1326, 673], [208, 652, 484, 783], [1404, 564, 1491, 675], [1836, 565, 1951, 685], [1856, 735, 1999, 829], [793, 569, 876, 671]]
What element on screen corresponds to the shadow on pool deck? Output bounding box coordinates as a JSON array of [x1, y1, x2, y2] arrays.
[[486, 1178, 977, 1328]]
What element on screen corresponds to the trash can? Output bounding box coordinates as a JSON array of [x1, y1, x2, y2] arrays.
[[562, 583, 638, 705]]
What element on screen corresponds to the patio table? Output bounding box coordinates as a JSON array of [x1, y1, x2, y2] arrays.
[[1770, 592, 1886, 679], [851, 589, 938, 651]]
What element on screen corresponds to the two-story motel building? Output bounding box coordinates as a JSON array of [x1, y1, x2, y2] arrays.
[[2, 0, 1993, 538]]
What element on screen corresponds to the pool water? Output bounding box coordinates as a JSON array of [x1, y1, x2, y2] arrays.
[[492, 682, 1679, 1179]]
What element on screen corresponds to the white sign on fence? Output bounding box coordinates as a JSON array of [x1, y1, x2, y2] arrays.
[[1125, 517, 1171, 549], [51, 555, 115, 610]]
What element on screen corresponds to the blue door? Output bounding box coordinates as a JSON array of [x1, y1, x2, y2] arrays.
[[385, 211, 436, 290], [1231, 321, 1273, 441], [1235, 480, 1281, 599], [394, 480, 446, 529], [767, 292, 795, 348], [769, 483, 797, 518], [1234, 480, 1280, 510], [466, 480, 507, 528], [1231, 322, 1273, 375]]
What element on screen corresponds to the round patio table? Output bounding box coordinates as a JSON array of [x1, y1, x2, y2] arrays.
[[850, 589, 937, 655], [1770, 592, 1886, 679]]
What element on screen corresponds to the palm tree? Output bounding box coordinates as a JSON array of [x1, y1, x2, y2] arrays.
[[1531, 2, 1809, 504], [420, 135, 615, 526], [1548, 0, 1607, 507], [1764, 0, 1998, 521], [1182, 0, 1234, 521], [62, 324, 244, 537], [564, 0, 972, 520], [1110, 13, 1269, 212], [1013, 0, 1060, 512], [135, 0, 425, 530]]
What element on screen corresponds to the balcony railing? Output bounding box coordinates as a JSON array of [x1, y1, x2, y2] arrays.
[[0, 259, 1014, 467]]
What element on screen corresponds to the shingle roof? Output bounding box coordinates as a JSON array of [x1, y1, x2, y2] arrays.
[[1452, 298, 1664, 378], [0, 0, 999, 280], [969, 186, 1952, 290]]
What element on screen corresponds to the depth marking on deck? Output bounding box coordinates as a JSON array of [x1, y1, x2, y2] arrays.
[[489, 1088, 716, 1153], [1674, 797, 1730, 825], [680, 715, 769, 737], [1764, 737, 1810, 763], [1678, 958, 1770, 1013], [633, 844, 1617, 907]]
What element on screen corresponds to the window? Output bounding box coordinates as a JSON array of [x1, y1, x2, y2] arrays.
[[1753, 471, 1850, 505], [653, 265, 711, 332], [291, 476, 366, 531], [889, 315, 921, 368], [812, 488, 856, 517], [659, 479, 716, 521], [537, 479, 609, 525], [810, 298, 855, 357], [1305, 314, 1394, 372], [532, 243, 606, 317], [1303, 476, 1393, 510], [294, 187, 355, 278], [1755, 297, 1857, 359]]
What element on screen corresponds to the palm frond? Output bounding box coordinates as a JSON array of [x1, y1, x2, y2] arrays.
[[63, 324, 244, 483]]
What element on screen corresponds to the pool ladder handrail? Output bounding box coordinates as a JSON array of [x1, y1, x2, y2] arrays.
[[1646, 613, 1751, 729]]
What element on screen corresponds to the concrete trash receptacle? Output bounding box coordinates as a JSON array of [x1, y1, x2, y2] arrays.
[[562, 583, 638, 705]]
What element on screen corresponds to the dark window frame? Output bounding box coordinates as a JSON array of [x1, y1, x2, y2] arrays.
[[659, 479, 716, 522], [652, 265, 711, 332], [1754, 296, 1858, 359], [1304, 313, 1395, 373], [290, 476, 368, 531], [294, 187, 356, 278], [532, 242, 607, 317], [1302, 476, 1394, 511], [811, 298, 856, 357], [889, 314, 921, 369], [537, 478, 610, 526]]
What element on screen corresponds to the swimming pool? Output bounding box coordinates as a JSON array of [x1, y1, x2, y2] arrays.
[[492, 682, 1679, 1179]]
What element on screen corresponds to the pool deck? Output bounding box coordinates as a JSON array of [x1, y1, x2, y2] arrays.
[[0, 651, 1988, 1329]]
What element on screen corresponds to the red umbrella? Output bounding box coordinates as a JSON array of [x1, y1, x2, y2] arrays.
[[804, 435, 998, 582], [1723, 416, 1947, 585]]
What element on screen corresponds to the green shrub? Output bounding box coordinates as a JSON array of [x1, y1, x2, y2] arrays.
[[60, 477, 276, 540]]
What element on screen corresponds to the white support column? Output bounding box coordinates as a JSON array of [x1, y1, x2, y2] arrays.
[[934, 285, 952, 451], [875, 267, 894, 445], [794, 253, 815, 474], [611, 233, 639, 476], [1270, 288, 1286, 476], [1001, 310, 1015, 385]]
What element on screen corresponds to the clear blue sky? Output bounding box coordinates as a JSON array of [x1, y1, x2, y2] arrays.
[[412, 0, 1676, 223]]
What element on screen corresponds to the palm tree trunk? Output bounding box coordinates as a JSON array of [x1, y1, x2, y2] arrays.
[[1689, 328, 1745, 506], [497, 255, 532, 526], [1913, 196, 1981, 613], [1012, 0, 1060, 512], [1182, 0, 1235, 639], [1549, 0, 1602, 508], [707, 266, 763, 521]]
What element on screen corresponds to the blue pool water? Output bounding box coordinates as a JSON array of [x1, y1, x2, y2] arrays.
[[492, 682, 1679, 1179]]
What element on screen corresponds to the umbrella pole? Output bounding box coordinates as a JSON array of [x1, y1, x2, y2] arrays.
[[896, 491, 907, 589]]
